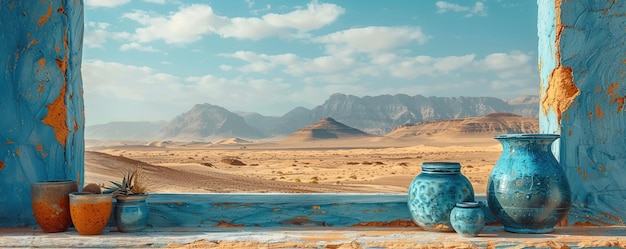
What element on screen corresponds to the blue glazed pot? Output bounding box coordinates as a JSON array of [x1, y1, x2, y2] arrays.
[[450, 202, 485, 237], [408, 162, 474, 231], [114, 195, 149, 232], [487, 134, 571, 234]]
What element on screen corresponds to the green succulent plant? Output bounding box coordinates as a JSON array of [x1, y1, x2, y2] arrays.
[[106, 166, 149, 198]]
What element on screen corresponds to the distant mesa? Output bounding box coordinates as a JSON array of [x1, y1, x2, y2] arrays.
[[386, 112, 539, 138], [214, 137, 252, 145], [283, 117, 374, 141]]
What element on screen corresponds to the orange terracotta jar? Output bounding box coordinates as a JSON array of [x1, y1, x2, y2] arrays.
[[31, 180, 78, 232], [69, 192, 112, 235]]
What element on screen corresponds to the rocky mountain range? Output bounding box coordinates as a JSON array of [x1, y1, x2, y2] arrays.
[[386, 113, 539, 138], [86, 93, 540, 141]]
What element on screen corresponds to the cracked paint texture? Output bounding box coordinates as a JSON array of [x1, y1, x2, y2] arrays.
[[0, 0, 84, 227], [539, 0, 626, 226]]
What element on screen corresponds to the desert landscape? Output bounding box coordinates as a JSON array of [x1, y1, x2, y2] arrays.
[[85, 133, 508, 195], [85, 113, 538, 194]]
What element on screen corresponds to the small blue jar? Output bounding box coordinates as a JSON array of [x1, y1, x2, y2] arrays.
[[408, 162, 474, 231], [114, 195, 149, 232], [450, 202, 485, 237]]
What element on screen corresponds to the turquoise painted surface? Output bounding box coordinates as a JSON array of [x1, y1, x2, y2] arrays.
[[0, 0, 84, 227], [539, 0, 626, 225], [147, 194, 414, 228]]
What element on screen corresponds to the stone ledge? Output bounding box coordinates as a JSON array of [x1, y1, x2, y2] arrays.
[[2, 226, 626, 248]]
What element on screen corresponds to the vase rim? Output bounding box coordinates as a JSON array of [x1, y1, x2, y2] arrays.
[[69, 192, 113, 197], [421, 162, 461, 173], [455, 201, 481, 208], [115, 194, 148, 201], [494, 134, 560, 140]]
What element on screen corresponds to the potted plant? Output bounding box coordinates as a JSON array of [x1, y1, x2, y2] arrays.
[[106, 166, 151, 232]]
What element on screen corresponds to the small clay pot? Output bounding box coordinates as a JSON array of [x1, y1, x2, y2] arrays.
[[31, 180, 78, 233], [69, 192, 113, 235]]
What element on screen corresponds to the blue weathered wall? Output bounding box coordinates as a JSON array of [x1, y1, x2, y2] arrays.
[[0, 0, 84, 227], [539, 0, 626, 225]]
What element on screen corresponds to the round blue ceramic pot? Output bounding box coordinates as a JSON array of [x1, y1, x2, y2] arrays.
[[408, 162, 474, 232], [114, 195, 149, 232], [487, 134, 571, 234], [450, 202, 485, 237]]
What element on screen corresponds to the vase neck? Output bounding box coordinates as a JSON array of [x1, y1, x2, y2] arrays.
[[421, 162, 461, 174]]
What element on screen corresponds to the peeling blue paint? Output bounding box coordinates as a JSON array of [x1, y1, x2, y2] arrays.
[[539, 0, 626, 226], [0, 0, 84, 227]]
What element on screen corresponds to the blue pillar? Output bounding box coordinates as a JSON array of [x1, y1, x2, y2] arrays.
[[539, 0, 626, 225], [0, 0, 84, 227]]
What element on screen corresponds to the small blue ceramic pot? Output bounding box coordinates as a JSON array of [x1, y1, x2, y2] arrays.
[[450, 202, 485, 237], [114, 195, 149, 232], [408, 162, 474, 232]]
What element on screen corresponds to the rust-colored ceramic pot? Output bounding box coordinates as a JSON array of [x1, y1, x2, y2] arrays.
[[31, 180, 78, 233], [69, 192, 113, 235]]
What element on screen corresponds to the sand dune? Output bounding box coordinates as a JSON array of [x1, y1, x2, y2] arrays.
[[85, 134, 502, 194]]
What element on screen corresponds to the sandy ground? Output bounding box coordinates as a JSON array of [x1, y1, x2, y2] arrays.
[[85, 134, 501, 194]]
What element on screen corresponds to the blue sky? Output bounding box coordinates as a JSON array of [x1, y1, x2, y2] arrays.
[[82, 0, 538, 126]]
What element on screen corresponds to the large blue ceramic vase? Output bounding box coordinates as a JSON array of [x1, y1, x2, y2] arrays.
[[408, 162, 474, 231], [487, 134, 571, 233]]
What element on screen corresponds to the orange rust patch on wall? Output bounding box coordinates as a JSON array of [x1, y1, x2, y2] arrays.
[[613, 96, 626, 112], [42, 81, 69, 147], [215, 221, 244, 228], [57, 4, 65, 15], [55, 58, 67, 74], [28, 39, 39, 47], [573, 221, 598, 226], [600, 212, 624, 224], [0, 161, 4, 171], [542, 0, 580, 122], [608, 82, 619, 96], [596, 103, 605, 118], [37, 3, 53, 26], [542, 66, 579, 121], [38, 58, 46, 68]]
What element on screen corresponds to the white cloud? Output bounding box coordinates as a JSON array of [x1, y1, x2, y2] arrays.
[[479, 50, 532, 70], [263, 1, 345, 31], [315, 26, 430, 53], [84, 0, 130, 8], [83, 60, 182, 101], [84, 22, 131, 48], [123, 5, 226, 44], [120, 42, 160, 52], [122, 1, 344, 44], [220, 51, 353, 75], [436, 1, 487, 17], [245, 0, 254, 8], [143, 0, 166, 4]]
